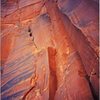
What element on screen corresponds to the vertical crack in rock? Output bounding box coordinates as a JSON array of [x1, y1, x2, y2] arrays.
[[48, 47, 57, 100], [85, 75, 99, 100], [22, 64, 37, 100], [28, 26, 38, 49], [1, 0, 99, 100], [45, 0, 99, 99]]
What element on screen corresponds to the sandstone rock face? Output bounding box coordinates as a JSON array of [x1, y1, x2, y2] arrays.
[[58, 0, 99, 54], [1, 0, 99, 100]]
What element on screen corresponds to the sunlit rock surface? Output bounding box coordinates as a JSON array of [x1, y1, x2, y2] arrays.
[[1, 0, 99, 100]]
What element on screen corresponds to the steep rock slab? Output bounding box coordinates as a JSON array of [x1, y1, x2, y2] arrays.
[[45, 1, 94, 100], [58, 0, 99, 54]]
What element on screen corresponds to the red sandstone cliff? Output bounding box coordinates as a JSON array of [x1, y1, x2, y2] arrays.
[[1, 0, 99, 100]]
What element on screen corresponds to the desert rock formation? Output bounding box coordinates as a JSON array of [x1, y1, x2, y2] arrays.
[[1, 0, 99, 100]]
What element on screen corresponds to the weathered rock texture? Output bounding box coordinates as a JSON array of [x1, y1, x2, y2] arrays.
[[1, 0, 99, 100]]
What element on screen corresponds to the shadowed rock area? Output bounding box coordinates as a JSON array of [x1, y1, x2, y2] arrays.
[[1, 0, 99, 100]]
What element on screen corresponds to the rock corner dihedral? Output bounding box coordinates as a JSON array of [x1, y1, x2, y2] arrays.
[[1, 0, 99, 100]]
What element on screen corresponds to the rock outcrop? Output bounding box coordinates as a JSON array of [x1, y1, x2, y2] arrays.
[[1, 0, 99, 100]]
